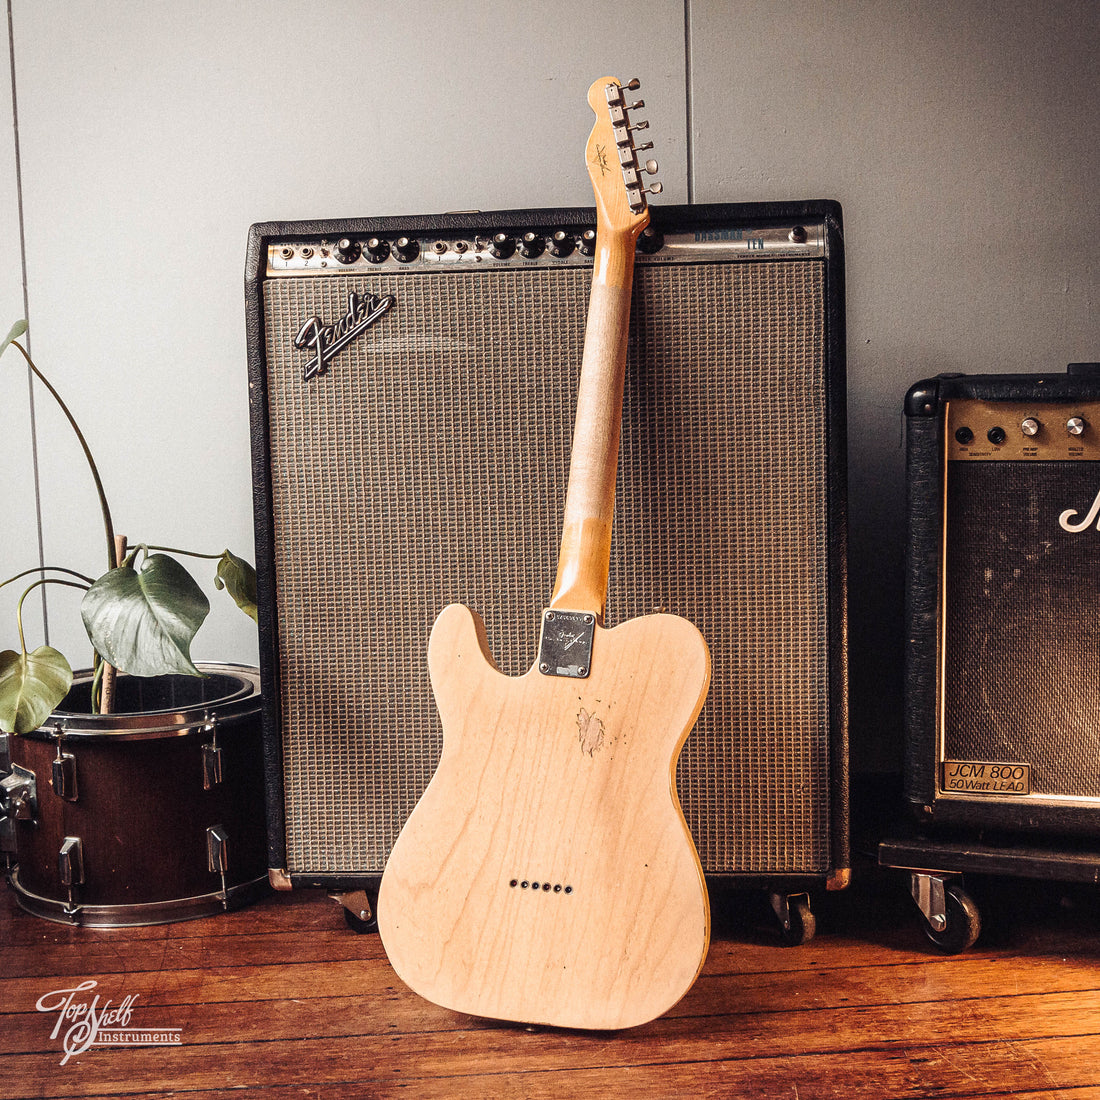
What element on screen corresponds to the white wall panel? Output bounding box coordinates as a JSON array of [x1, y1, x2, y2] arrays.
[[5, 0, 685, 670], [0, 11, 45, 653]]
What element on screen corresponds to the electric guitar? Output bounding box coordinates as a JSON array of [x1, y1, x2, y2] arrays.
[[377, 77, 711, 1031]]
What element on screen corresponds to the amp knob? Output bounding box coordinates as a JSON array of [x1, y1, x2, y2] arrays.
[[637, 225, 664, 254], [578, 229, 597, 256], [488, 233, 516, 259], [1067, 416, 1087, 437], [392, 236, 420, 263], [365, 237, 390, 263], [333, 238, 362, 264], [547, 231, 575, 258], [1020, 417, 1041, 437], [518, 232, 545, 258]]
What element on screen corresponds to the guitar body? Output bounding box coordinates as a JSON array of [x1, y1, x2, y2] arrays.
[[377, 601, 711, 1030]]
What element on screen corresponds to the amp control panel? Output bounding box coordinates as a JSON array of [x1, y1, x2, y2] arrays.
[[264, 220, 827, 276]]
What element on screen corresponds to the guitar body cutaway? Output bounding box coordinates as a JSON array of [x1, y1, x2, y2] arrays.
[[377, 601, 711, 1030]]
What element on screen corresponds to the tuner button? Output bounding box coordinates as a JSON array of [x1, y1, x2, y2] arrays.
[[333, 237, 362, 264], [518, 232, 545, 258], [365, 237, 390, 263], [488, 232, 516, 260], [578, 229, 597, 256], [1067, 416, 1087, 436], [1020, 417, 1041, 437], [392, 236, 420, 263], [547, 231, 575, 258]]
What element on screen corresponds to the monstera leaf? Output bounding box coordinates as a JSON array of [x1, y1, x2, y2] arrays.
[[81, 554, 210, 677], [1, 318, 27, 357], [214, 550, 258, 622], [0, 646, 73, 735]]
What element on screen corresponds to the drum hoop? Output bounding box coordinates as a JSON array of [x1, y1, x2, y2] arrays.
[[25, 663, 262, 741]]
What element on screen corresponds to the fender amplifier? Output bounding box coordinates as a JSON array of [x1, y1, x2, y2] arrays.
[[905, 367, 1100, 836], [245, 201, 848, 899]]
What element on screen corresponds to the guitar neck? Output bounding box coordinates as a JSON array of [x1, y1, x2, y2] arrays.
[[549, 222, 643, 618]]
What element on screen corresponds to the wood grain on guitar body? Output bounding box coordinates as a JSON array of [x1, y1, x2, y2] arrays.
[[377, 76, 711, 1031]]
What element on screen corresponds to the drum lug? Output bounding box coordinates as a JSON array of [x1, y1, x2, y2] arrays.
[[1, 763, 37, 821], [0, 764, 38, 854], [207, 824, 231, 907], [201, 719, 222, 789], [58, 836, 85, 922], [51, 750, 79, 802], [202, 743, 223, 789]]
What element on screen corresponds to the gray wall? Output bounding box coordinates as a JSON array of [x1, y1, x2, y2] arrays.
[[3, 1, 1097, 770]]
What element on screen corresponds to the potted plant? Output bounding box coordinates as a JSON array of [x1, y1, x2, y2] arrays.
[[0, 319, 269, 926]]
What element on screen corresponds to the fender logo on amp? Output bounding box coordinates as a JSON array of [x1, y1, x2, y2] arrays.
[[293, 291, 395, 381]]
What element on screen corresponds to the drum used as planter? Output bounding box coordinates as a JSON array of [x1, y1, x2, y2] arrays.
[[4, 663, 268, 926]]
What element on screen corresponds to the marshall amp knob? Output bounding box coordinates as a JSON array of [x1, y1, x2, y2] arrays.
[[902, 365, 1100, 838]]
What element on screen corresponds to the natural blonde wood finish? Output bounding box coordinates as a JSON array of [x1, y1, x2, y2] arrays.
[[378, 76, 710, 1030], [377, 601, 711, 1030]]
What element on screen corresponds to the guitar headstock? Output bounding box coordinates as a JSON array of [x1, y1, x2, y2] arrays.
[[585, 76, 662, 236]]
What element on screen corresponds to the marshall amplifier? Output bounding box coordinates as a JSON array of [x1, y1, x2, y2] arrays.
[[245, 201, 849, 912], [905, 366, 1100, 837]]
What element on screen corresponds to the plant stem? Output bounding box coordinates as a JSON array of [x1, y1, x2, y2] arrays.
[[11, 339, 116, 573], [98, 533, 127, 716], [16, 577, 90, 655], [1, 566, 96, 591], [142, 545, 225, 560]]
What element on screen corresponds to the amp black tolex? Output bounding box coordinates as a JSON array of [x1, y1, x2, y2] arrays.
[[904, 366, 1100, 837], [245, 201, 849, 920]]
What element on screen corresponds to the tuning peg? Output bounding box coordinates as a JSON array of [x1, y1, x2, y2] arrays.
[[644, 159, 659, 174], [625, 78, 641, 90], [627, 99, 645, 111], [632, 119, 649, 131], [646, 181, 663, 196], [635, 140, 654, 153]]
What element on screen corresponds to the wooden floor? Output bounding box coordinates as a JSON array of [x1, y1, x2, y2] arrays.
[[3, 855, 1100, 1100]]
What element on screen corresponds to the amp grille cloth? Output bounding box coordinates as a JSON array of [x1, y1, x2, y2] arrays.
[[262, 258, 831, 875], [944, 461, 1100, 799]]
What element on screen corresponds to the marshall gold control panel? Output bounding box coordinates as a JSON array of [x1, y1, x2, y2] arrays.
[[946, 399, 1100, 461]]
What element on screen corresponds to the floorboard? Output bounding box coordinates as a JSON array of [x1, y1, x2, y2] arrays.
[[2, 861, 1099, 1099]]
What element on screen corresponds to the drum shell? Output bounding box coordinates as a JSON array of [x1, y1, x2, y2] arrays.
[[8, 664, 268, 925]]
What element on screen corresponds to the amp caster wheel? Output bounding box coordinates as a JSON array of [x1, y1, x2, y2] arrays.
[[769, 891, 816, 945], [910, 872, 980, 954], [330, 889, 378, 934]]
